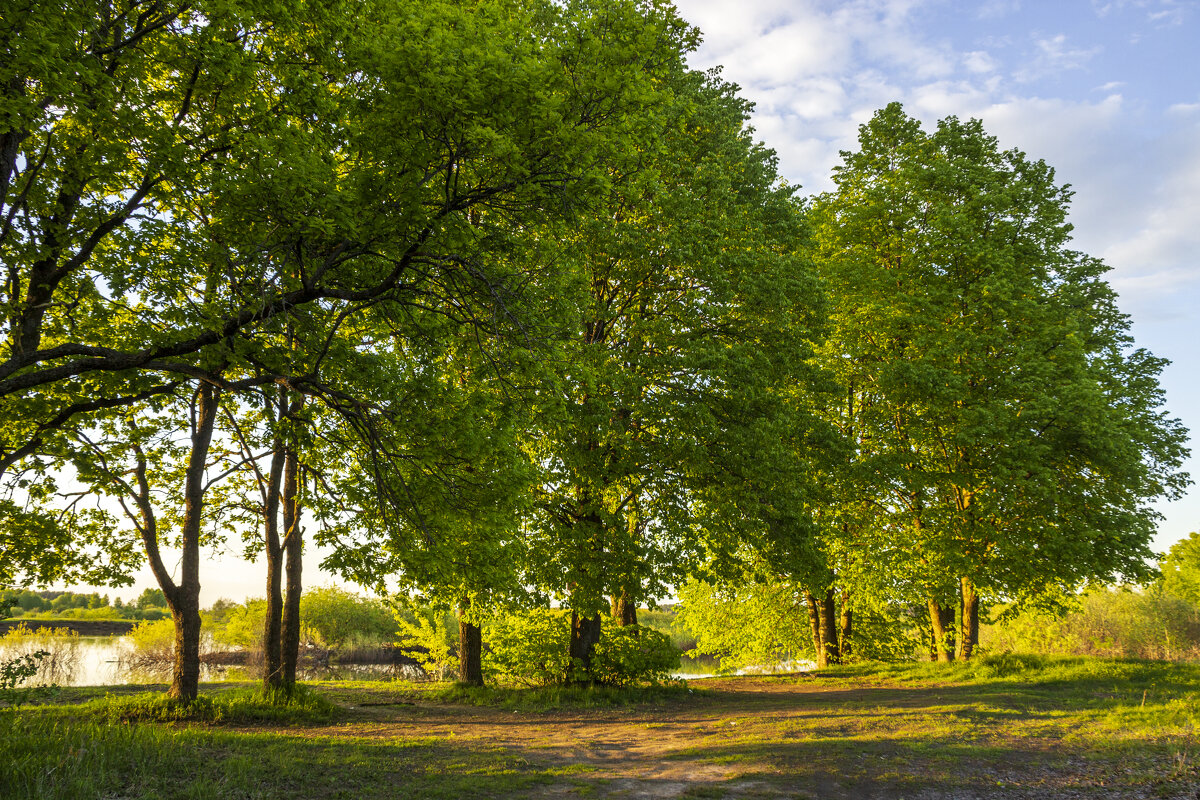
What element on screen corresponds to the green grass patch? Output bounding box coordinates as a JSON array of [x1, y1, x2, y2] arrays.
[[362, 679, 703, 712], [15, 682, 338, 725], [0, 711, 555, 800], [3, 659, 1198, 799]]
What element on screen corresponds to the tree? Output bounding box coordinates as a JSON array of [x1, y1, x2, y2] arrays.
[[809, 103, 1190, 660], [56, 379, 240, 698], [135, 588, 168, 610], [1162, 533, 1200, 606], [3, 0, 728, 698], [524, 68, 828, 680], [1, 0, 691, 587]]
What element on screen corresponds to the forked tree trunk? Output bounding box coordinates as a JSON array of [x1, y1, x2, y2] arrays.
[[805, 591, 826, 668], [819, 588, 841, 666], [958, 577, 979, 661], [459, 616, 484, 686], [280, 447, 303, 688], [568, 612, 603, 683], [928, 598, 954, 663], [611, 590, 638, 627]]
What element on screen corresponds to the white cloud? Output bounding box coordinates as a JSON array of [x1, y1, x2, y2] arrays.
[[1091, 0, 1193, 26], [674, 0, 1199, 314], [963, 50, 999, 73], [977, 0, 1022, 18], [1102, 126, 1200, 307], [1014, 33, 1102, 82], [1167, 100, 1200, 115]]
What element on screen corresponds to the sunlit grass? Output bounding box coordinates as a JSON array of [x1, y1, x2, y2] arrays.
[[3, 658, 1199, 798]]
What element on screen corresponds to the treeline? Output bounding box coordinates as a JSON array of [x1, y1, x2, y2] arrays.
[[0, 589, 170, 622], [677, 545, 1200, 671], [1, 1, 1187, 701], [984, 532, 1200, 661]]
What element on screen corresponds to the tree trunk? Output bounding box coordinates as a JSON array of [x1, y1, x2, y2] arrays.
[[459, 616, 484, 686], [261, 435, 286, 693], [170, 597, 203, 701], [941, 603, 956, 658], [928, 598, 954, 663], [819, 587, 841, 666], [280, 447, 303, 688], [805, 591, 826, 668], [610, 589, 638, 627], [169, 382, 219, 701], [958, 577, 979, 661], [568, 611, 602, 683], [839, 589, 853, 662]]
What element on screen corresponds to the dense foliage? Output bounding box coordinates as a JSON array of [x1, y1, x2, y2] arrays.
[[0, 3, 1188, 695]]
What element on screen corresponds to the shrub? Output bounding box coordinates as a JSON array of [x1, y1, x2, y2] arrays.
[[0, 650, 51, 705], [301, 587, 396, 650], [208, 599, 266, 650], [984, 585, 1200, 661], [486, 610, 681, 687], [485, 609, 574, 687], [127, 618, 176, 659], [393, 604, 458, 680], [591, 624, 679, 687]]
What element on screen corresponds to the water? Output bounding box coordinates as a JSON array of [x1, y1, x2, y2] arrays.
[[3, 635, 801, 687], [0, 636, 425, 688], [0, 636, 243, 687], [671, 654, 816, 679], [72, 637, 130, 685]]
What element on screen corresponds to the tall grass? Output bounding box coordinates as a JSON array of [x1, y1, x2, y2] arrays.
[[984, 586, 1200, 661], [0, 687, 338, 800], [0, 625, 82, 687]]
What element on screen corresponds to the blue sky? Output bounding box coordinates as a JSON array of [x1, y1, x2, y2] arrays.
[[674, 0, 1200, 556]]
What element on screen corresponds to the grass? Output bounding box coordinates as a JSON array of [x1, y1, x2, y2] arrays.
[[1, 714, 555, 799], [399, 680, 698, 711], [2, 656, 1198, 799]]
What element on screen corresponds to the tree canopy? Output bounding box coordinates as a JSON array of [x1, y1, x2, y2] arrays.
[[0, 5, 1189, 695]]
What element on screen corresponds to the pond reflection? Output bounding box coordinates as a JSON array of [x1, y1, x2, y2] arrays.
[[1, 635, 425, 687]]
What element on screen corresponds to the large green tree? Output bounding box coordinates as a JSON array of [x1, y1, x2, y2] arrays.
[[524, 69, 829, 679], [2, 0, 724, 699], [809, 104, 1190, 660]]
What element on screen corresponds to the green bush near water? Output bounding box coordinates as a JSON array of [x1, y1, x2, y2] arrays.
[[485, 609, 679, 687]]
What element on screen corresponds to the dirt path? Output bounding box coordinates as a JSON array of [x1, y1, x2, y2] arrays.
[[298, 675, 1198, 800]]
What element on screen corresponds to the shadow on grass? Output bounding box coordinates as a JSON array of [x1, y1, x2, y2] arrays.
[[0, 712, 572, 800]]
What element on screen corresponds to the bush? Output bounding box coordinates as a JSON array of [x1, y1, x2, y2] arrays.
[[301, 587, 396, 650], [485, 610, 680, 687], [591, 624, 679, 687], [984, 585, 1200, 661], [208, 599, 266, 650], [0, 651, 51, 705], [485, 609, 574, 687], [393, 604, 458, 680], [127, 618, 176, 660], [206, 589, 396, 655]]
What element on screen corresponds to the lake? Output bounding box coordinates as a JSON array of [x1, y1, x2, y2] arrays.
[[2, 635, 806, 687]]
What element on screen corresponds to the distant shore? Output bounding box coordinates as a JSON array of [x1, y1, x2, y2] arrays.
[[0, 618, 137, 636]]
